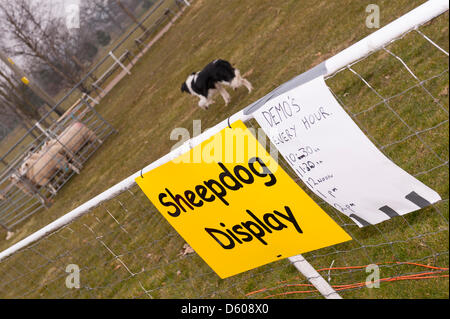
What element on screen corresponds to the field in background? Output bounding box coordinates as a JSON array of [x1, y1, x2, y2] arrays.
[[0, 0, 448, 298]]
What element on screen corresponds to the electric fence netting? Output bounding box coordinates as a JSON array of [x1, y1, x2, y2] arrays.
[[0, 0, 448, 299]]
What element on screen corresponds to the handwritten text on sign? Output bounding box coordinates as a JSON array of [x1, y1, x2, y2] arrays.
[[253, 76, 441, 227], [136, 120, 351, 278]]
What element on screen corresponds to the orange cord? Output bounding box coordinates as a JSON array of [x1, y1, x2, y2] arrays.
[[245, 261, 449, 298]]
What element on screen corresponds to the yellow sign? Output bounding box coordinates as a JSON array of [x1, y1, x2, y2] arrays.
[[136, 120, 351, 278]]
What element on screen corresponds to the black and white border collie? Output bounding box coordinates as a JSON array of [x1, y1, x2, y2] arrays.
[[181, 59, 253, 109]]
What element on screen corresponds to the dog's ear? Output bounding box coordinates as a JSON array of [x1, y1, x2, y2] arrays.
[[181, 82, 188, 93]]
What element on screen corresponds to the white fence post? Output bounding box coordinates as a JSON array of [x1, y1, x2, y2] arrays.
[[35, 122, 53, 140], [289, 254, 342, 299], [109, 51, 131, 75]]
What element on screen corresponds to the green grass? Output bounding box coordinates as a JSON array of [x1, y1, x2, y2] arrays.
[[0, 0, 448, 299]]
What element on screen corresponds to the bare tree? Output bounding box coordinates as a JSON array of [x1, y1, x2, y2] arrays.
[[0, 1, 77, 86], [86, 0, 126, 33], [115, 0, 147, 32], [0, 0, 97, 94]]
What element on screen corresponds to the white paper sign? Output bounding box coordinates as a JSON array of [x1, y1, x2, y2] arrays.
[[253, 76, 441, 227]]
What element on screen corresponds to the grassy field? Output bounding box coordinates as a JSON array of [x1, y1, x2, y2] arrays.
[[0, 0, 448, 299]]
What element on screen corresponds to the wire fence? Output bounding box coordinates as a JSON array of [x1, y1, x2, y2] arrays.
[[0, 1, 448, 299]]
